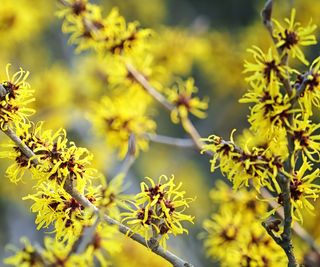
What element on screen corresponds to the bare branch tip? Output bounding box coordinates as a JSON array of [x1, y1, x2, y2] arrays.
[[261, 0, 273, 25]]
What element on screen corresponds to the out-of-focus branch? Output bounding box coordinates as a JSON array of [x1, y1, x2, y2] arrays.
[[146, 133, 195, 148], [126, 64, 174, 111]]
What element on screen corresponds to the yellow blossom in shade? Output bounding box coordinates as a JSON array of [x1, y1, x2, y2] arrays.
[[83, 223, 122, 266], [244, 46, 288, 86], [0, 64, 35, 129], [4, 237, 44, 267], [95, 174, 130, 220], [203, 205, 242, 260], [90, 92, 156, 159], [297, 57, 320, 115], [279, 157, 320, 222], [203, 182, 287, 266], [273, 8, 317, 65], [209, 181, 268, 218], [122, 175, 194, 250], [166, 78, 208, 124], [289, 115, 320, 162]]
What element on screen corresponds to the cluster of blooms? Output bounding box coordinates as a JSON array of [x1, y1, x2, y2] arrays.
[[0, 64, 34, 129], [0, 66, 127, 266], [203, 182, 288, 266], [122, 175, 194, 249], [203, 8, 320, 226], [58, 0, 208, 157], [1, 64, 194, 266]]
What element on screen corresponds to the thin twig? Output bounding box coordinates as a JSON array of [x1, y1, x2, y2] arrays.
[[126, 64, 174, 111], [117, 133, 136, 176], [146, 133, 195, 148], [1, 126, 194, 267], [126, 63, 213, 156]]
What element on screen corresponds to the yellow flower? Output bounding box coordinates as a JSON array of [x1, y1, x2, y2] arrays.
[[95, 173, 130, 219], [289, 115, 320, 162], [239, 81, 296, 133], [273, 9, 317, 65], [0, 64, 35, 129], [244, 46, 288, 86], [59, 1, 151, 55], [279, 157, 320, 222], [203, 132, 284, 193], [122, 175, 194, 249], [23, 182, 97, 243], [166, 78, 208, 124], [296, 56, 320, 115], [0, 121, 43, 183]]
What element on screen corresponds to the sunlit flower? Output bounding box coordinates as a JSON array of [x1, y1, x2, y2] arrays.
[[202, 132, 284, 193], [296, 56, 320, 115], [23, 182, 97, 243], [0, 64, 35, 129], [239, 81, 297, 133], [279, 157, 320, 222], [4, 237, 44, 267], [289, 115, 320, 162], [273, 9, 317, 65], [122, 175, 194, 249], [0, 121, 43, 183], [244, 46, 288, 87]]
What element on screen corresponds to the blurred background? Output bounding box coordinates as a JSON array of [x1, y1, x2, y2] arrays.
[[0, 0, 319, 266]]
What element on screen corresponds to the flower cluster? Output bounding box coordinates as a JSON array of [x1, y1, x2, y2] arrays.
[[203, 9, 320, 222], [0, 63, 128, 265], [0, 65, 35, 129], [203, 181, 287, 267], [203, 132, 285, 193], [58, 0, 151, 55], [122, 175, 194, 249]]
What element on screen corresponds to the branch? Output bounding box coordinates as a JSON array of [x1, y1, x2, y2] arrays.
[[146, 133, 195, 148], [126, 63, 213, 156], [63, 178, 194, 267], [280, 175, 299, 267], [1, 126, 194, 267], [261, 0, 293, 96], [126, 64, 174, 111]]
